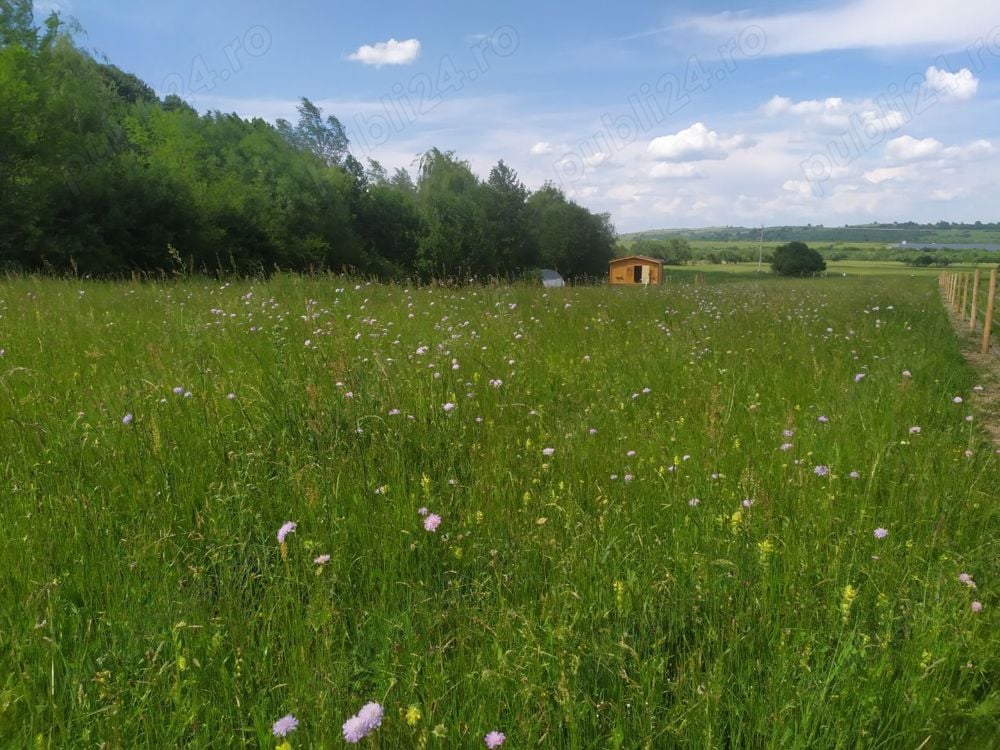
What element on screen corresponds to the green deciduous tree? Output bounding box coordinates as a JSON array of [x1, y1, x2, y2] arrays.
[[771, 242, 827, 277]]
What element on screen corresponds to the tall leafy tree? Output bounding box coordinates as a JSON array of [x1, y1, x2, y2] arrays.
[[481, 160, 537, 275], [276, 97, 349, 167], [0, 0, 36, 50]]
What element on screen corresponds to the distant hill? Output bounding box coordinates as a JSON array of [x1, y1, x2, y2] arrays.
[[622, 223, 1000, 245]]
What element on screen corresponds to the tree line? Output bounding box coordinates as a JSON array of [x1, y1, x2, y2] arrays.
[[0, 6, 616, 279]]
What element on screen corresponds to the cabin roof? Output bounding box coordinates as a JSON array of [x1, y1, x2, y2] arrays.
[[610, 255, 663, 266]]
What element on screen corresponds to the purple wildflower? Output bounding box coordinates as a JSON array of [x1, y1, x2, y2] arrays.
[[873, 527, 888, 539], [342, 715, 367, 743], [417, 507, 429, 517], [849, 471, 860, 479], [688, 498, 700, 507], [442, 402, 456, 412], [813, 465, 830, 477], [958, 573, 976, 588], [542, 447, 555, 457], [782, 429, 795, 438], [818, 415, 829, 423], [227, 392, 236, 400], [424, 514, 441, 532], [780, 443, 793, 451], [356, 702, 384, 731], [742, 498, 754, 508], [953, 396, 963, 404], [971, 601, 983, 613], [314, 554, 331, 565], [909, 426, 921, 434], [485, 731, 506, 748], [122, 413, 133, 425], [272, 714, 298, 738], [854, 373, 865, 383], [277, 521, 296, 544]]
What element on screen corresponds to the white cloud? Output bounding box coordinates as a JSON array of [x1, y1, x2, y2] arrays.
[[647, 123, 752, 162], [584, 151, 612, 168], [649, 163, 704, 179], [347, 38, 421, 67], [931, 187, 969, 201], [924, 66, 980, 102], [957, 139, 994, 159], [681, 0, 1000, 56], [529, 141, 553, 156], [885, 135, 994, 163], [885, 135, 944, 162], [864, 165, 915, 183], [782, 179, 816, 197], [606, 184, 649, 202], [762, 95, 909, 135], [762, 96, 844, 118]]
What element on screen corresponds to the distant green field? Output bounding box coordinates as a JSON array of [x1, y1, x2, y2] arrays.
[[1, 275, 997, 748], [664, 260, 995, 277]]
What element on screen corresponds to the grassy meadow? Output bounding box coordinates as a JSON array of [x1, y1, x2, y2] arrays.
[[1, 274, 997, 748]]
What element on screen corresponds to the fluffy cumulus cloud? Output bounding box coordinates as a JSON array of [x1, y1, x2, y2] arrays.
[[529, 141, 553, 156], [647, 123, 752, 162], [884, 135, 944, 162], [761, 95, 909, 134], [924, 66, 980, 101], [884, 135, 994, 163], [347, 38, 421, 67]]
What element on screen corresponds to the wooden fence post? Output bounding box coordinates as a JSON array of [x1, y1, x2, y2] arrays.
[[961, 273, 970, 318], [983, 267, 998, 354], [970, 269, 981, 332]]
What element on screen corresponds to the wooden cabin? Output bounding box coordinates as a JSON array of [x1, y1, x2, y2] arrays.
[[609, 255, 663, 286]]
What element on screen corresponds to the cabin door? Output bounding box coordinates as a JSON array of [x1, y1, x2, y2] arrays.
[[633, 265, 642, 283]]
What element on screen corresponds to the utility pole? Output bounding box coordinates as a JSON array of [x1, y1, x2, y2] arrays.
[[757, 225, 764, 273]]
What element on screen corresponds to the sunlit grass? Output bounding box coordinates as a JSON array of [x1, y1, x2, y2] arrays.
[[0, 274, 996, 748]]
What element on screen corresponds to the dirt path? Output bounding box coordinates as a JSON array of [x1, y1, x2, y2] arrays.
[[944, 302, 1000, 447]]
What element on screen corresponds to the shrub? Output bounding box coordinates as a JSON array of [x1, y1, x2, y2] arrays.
[[771, 241, 827, 277]]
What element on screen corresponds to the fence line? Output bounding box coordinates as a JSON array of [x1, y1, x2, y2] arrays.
[[969, 269, 981, 332], [983, 268, 998, 355], [941, 267, 998, 354]]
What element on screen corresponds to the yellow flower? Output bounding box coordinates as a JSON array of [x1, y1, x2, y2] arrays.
[[613, 580, 626, 610], [405, 705, 422, 726], [757, 539, 775, 561], [840, 584, 858, 621], [730, 510, 743, 531]]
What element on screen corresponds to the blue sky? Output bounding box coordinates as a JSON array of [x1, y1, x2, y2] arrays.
[[36, 0, 1000, 231]]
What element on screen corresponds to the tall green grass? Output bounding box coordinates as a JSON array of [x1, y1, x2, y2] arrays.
[[0, 275, 996, 748]]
